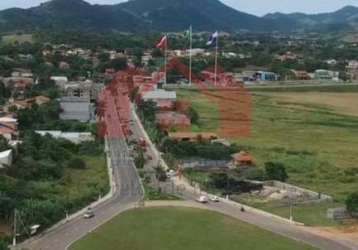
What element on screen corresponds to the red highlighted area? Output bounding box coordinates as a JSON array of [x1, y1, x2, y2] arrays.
[[97, 58, 251, 139]]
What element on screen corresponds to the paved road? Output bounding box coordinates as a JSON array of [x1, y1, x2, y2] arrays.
[[18, 86, 143, 250], [129, 105, 357, 250], [17, 138, 143, 250]]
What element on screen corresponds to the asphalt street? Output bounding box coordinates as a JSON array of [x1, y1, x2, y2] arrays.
[[16, 138, 143, 250]]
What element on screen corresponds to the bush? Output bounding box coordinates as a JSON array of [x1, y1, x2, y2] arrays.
[[0, 240, 9, 250], [346, 192, 358, 217], [67, 157, 87, 169], [264, 162, 288, 182], [187, 107, 199, 124], [241, 167, 265, 181]]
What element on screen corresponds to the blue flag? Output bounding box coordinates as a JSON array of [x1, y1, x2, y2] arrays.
[[206, 31, 218, 46]]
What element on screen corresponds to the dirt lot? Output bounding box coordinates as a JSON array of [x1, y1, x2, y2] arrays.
[[262, 92, 358, 117]]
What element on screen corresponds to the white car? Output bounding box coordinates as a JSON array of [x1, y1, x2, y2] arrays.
[[197, 195, 209, 203], [209, 195, 220, 202], [83, 208, 95, 219]]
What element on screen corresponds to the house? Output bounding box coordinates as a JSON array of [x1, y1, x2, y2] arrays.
[[142, 89, 176, 103], [287, 70, 311, 80], [185, 48, 205, 57], [8, 96, 50, 110], [3, 77, 34, 91], [11, 68, 33, 78], [254, 71, 279, 81], [156, 112, 191, 131], [0, 116, 18, 141], [59, 61, 70, 70], [59, 96, 95, 123], [346, 60, 358, 81], [50, 76, 69, 87], [35, 131, 94, 144], [168, 132, 218, 142], [63, 81, 102, 102], [325, 59, 338, 66], [314, 69, 339, 81], [0, 149, 13, 169], [156, 100, 175, 111], [276, 52, 298, 62], [232, 151, 254, 166]]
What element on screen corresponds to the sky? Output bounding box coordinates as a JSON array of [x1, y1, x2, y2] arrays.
[[0, 0, 358, 16]]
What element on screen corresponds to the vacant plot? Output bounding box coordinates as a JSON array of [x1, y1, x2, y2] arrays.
[[177, 87, 358, 203], [70, 207, 316, 250], [177, 89, 219, 132], [262, 92, 358, 117], [60, 155, 109, 209]]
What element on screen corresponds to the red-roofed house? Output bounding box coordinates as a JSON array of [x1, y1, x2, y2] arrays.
[[156, 100, 174, 111], [156, 112, 191, 131], [232, 151, 255, 166]]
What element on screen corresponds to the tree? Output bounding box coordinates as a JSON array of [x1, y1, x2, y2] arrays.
[[187, 107, 199, 124], [346, 192, 358, 217], [107, 57, 127, 71], [0, 136, 10, 152], [67, 157, 87, 169], [134, 149, 145, 169], [264, 162, 288, 182], [210, 173, 229, 189]]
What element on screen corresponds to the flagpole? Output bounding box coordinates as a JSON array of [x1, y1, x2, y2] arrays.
[[214, 32, 218, 86], [189, 25, 193, 86], [164, 33, 167, 86]]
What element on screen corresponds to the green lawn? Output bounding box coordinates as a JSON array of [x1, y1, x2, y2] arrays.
[[70, 207, 316, 250]]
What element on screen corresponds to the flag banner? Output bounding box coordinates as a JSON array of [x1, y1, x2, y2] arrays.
[[206, 31, 218, 46], [156, 35, 168, 49]]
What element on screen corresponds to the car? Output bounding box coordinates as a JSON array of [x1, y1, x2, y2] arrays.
[[83, 208, 95, 219], [196, 195, 209, 203], [209, 195, 220, 202]]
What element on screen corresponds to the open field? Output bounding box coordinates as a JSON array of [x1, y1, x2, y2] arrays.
[[177, 89, 219, 132], [262, 92, 358, 117], [1, 34, 33, 44], [70, 207, 316, 250], [177, 87, 358, 204], [60, 155, 109, 210]]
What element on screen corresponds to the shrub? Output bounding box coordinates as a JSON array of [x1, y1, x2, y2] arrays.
[[67, 157, 87, 169], [264, 162, 288, 182], [346, 192, 358, 217]]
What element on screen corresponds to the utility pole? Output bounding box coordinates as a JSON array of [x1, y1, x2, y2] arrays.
[[12, 209, 17, 246], [189, 25, 193, 86], [214, 33, 219, 86]]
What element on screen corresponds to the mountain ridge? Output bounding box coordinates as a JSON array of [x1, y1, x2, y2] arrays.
[[0, 0, 357, 33]]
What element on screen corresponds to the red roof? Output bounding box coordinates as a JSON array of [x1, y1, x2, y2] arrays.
[[157, 100, 174, 111], [156, 112, 191, 129], [232, 151, 254, 164]]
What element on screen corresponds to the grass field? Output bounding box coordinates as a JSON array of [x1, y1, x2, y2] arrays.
[[70, 207, 316, 250], [177, 87, 358, 203], [60, 155, 109, 210], [2, 34, 33, 44], [177, 89, 219, 132]]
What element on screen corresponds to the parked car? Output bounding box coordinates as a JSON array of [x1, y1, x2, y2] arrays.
[[83, 208, 95, 219], [196, 195, 209, 203], [209, 195, 220, 202]]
